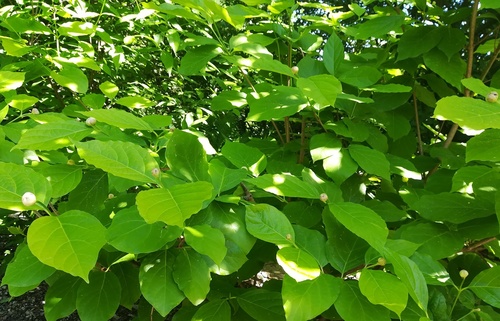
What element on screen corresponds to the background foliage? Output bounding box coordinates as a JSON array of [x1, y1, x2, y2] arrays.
[[1, 0, 500, 320]]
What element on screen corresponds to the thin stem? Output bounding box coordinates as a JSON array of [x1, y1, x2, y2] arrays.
[[462, 236, 497, 252], [298, 116, 306, 164], [285, 116, 290, 143], [412, 90, 424, 155], [480, 43, 500, 81]]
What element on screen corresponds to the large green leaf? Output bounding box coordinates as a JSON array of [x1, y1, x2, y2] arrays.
[[166, 130, 211, 182], [0, 163, 52, 211], [27, 210, 106, 282], [423, 49, 466, 90], [282, 274, 341, 321], [0, 71, 25, 92], [139, 251, 185, 317], [221, 141, 266, 177], [115, 96, 155, 109], [2, 243, 55, 287], [76, 140, 159, 183], [50, 67, 88, 93], [297, 74, 342, 109], [192, 300, 231, 321], [435, 96, 500, 131], [329, 202, 388, 252], [211, 90, 247, 111], [76, 271, 121, 321], [245, 204, 295, 247], [39, 164, 82, 198], [179, 45, 223, 75], [466, 129, 500, 162], [237, 289, 285, 321], [309, 133, 342, 162], [184, 224, 227, 264], [338, 66, 382, 88], [15, 120, 91, 151], [323, 148, 358, 184], [293, 225, 328, 267], [349, 144, 391, 180], [412, 193, 493, 224], [349, 15, 404, 40], [246, 173, 318, 199], [224, 55, 294, 76], [63, 169, 108, 216], [397, 26, 441, 61], [107, 206, 181, 254], [173, 249, 211, 305], [469, 266, 500, 308], [359, 269, 408, 317], [276, 247, 321, 282], [209, 159, 248, 195], [5, 94, 38, 111], [112, 263, 141, 310], [335, 280, 391, 321], [247, 86, 308, 121], [44, 274, 82, 321], [80, 109, 153, 131], [136, 182, 214, 226], [323, 33, 343, 75]]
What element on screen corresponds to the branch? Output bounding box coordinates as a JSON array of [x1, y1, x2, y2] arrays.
[[412, 89, 424, 155], [462, 237, 497, 253]]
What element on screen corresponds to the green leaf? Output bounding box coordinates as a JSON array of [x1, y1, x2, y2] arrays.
[[209, 159, 248, 195], [44, 274, 82, 321], [211, 90, 247, 111], [297, 74, 342, 109], [224, 55, 294, 76], [173, 248, 211, 305], [481, 0, 500, 8], [245, 204, 295, 246], [0, 163, 52, 211], [0, 71, 25, 92], [27, 210, 106, 282], [237, 289, 285, 321], [469, 266, 500, 308], [410, 252, 451, 286], [338, 66, 382, 88], [5, 94, 38, 111], [80, 109, 153, 131], [82, 94, 105, 109], [397, 26, 442, 61], [247, 86, 308, 121], [179, 45, 223, 75], [466, 129, 500, 162], [412, 193, 493, 224], [335, 281, 391, 321], [16, 121, 92, 151], [359, 269, 408, 317], [50, 67, 88, 93], [437, 27, 466, 60], [349, 15, 404, 40], [115, 96, 155, 109], [1, 37, 34, 57], [221, 141, 267, 177], [293, 225, 328, 266], [276, 247, 321, 282], [329, 202, 388, 252], [400, 222, 463, 259], [323, 148, 358, 185], [140, 251, 185, 317], [323, 33, 343, 75], [365, 84, 413, 93], [136, 182, 214, 226], [76, 140, 159, 183], [107, 206, 180, 254], [309, 133, 342, 162], [166, 130, 211, 182], [192, 300, 231, 321], [99, 81, 119, 99], [282, 274, 341, 321], [349, 144, 391, 180], [435, 96, 500, 131], [423, 49, 466, 90], [184, 224, 227, 265], [2, 244, 55, 287], [246, 173, 318, 198], [64, 169, 107, 216], [385, 251, 428, 312], [76, 271, 121, 321], [112, 263, 141, 309], [39, 164, 82, 198]]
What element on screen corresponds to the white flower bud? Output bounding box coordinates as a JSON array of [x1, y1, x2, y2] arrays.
[[31, 108, 40, 115], [459, 269, 469, 279], [108, 193, 115, 199], [151, 168, 160, 177], [22, 192, 37, 207], [291, 66, 299, 74], [486, 91, 498, 103], [377, 257, 386, 266], [67, 159, 75, 165], [85, 117, 97, 126], [320, 193, 328, 202]]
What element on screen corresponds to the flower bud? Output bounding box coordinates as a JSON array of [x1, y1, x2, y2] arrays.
[[85, 117, 97, 126], [108, 193, 115, 199], [486, 91, 498, 103], [67, 159, 75, 165], [459, 269, 469, 279], [22, 192, 37, 207], [151, 168, 160, 178], [291, 66, 299, 74], [320, 193, 328, 203], [377, 257, 386, 266], [31, 108, 40, 115]]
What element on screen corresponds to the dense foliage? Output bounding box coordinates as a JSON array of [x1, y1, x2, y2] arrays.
[[1, 0, 500, 320]]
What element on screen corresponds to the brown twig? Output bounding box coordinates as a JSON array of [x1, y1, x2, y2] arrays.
[[240, 182, 254, 202], [462, 237, 497, 253]]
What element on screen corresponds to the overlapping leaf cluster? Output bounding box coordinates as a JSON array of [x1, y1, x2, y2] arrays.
[[1, 0, 500, 320]]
